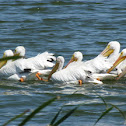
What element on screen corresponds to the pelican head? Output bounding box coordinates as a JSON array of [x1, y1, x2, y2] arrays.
[[48, 56, 65, 80], [0, 50, 14, 69], [116, 66, 126, 80], [107, 49, 126, 73], [101, 41, 120, 57], [14, 46, 25, 57], [64, 51, 83, 68], [73, 51, 83, 61], [3, 50, 14, 57]]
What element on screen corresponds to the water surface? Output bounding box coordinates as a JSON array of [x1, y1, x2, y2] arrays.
[[0, 0, 126, 126]]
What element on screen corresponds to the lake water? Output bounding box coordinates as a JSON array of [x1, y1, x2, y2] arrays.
[[0, 0, 126, 126]]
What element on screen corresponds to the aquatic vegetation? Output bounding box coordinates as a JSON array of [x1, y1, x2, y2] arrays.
[[19, 97, 59, 126], [0, 56, 22, 61], [2, 94, 126, 126], [94, 95, 126, 126]]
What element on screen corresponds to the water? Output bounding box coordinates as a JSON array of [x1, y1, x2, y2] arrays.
[[0, 0, 126, 126]]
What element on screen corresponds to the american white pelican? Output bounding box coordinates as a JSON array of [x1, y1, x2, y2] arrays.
[[0, 50, 14, 69], [84, 41, 120, 73], [40, 56, 103, 85], [0, 51, 56, 81], [66, 41, 120, 74], [107, 49, 126, 76]]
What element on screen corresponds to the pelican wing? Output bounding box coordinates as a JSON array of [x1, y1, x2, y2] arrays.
[[0, 51, 56, 80], [29, 52, 56, 69]]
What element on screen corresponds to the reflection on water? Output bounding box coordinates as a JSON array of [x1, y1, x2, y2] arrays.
[[0, 0, 126, 126]]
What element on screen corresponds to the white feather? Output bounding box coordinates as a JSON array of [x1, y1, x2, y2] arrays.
[[83, 41, 120, 73], [0, 51, 56, 81], [49, 56, 103, 84]]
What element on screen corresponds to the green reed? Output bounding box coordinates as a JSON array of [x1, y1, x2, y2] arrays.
[[0, 56, 23, 61], [2, 93, 126, 126]]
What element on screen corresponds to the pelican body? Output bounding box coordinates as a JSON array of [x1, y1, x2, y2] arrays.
[[62, 41, 120, 81], [84, 41, 120, 73], [0, 51, 56, 81], [66, 41, 120, 74], [44, 56, 103, 84]]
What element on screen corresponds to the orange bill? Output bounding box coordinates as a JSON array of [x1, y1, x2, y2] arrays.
[[48, 62, 59, 80], [107, 53, 126, 73], [64, 55, 77, 68]]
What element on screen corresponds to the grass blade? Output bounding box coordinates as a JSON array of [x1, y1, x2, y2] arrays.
[[18, 97, 59, 126], [110, 104, 126, 121], [49, 90, 81, 126], [49, 107, 63, 126], [49, 89, 85, 126], [0, 56, 22, 61], [52, 105, 80, 126], [95, 93, 108, 109], [93, 106, 113, 126], [2, 109, 30, 126]]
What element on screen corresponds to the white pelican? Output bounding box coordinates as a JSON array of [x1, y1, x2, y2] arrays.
[[40, 56, 103, 85], [107, 49, 126, 77], [0, 51, 56, 81], [66, 41, 120, 74], [62, 41, 120, 81], [85, 41, 120, 80], [0, 50, 14, 69]]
